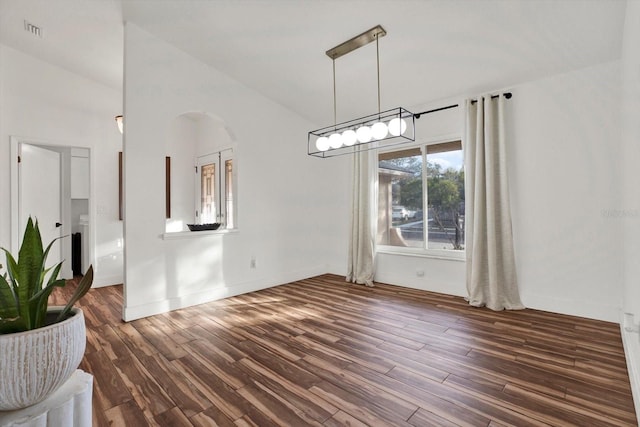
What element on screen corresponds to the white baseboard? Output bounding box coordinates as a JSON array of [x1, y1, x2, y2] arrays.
[[621, 313, 640, 423], [122, 265, 326, 321], [521, 293, 619, 323], [92, 274, 123, 288]]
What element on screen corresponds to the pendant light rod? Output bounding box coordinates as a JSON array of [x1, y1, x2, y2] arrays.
[[376, 34, 381, 114], [332, 59, 337, 126], [326, 25, 387, 60]]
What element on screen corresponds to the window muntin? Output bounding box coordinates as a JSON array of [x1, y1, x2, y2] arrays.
[[377, 141, 464, 254]]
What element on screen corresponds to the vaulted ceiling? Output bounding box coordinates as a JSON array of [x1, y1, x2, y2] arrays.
[[0, 0, 627, 126]]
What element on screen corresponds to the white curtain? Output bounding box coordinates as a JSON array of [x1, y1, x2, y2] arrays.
[[465, 95, 524, 310], [346, 148, 375, 286]]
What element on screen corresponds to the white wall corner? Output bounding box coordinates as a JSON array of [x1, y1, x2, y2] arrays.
[[621, 312, 640, 423]]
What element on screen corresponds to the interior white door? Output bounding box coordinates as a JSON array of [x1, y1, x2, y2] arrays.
[[19, 143, 62, 268]]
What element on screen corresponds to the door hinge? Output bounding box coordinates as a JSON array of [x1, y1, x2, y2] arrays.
[[17, 155, 21, 163], [195, 166, 198, 173]]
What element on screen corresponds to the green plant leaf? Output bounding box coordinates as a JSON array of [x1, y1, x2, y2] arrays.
[[29, 261, 63, 303], [2, 248, 26, 325], [2, 249, 20, 289], [0, 218, 90, 332], [0, 318, 27, 334], [14, 218, 46, 329], [17, 218, 45, 298], [39, 235, 62, 284], [30, 260, 65, 327], [0, 274, 18, 319], [56, 265, 93, 322], [34, 278, 66, 327]]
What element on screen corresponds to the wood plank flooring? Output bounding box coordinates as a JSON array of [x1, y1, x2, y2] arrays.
[[50, 274, 637, 426]]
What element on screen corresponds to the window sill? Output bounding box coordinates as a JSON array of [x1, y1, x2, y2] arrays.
[[161, 228, 238, 240], [376, 246, 465, 262]]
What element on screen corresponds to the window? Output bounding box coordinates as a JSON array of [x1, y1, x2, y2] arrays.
[[377, 140, 464, 255], [196, 149, 235, 228]]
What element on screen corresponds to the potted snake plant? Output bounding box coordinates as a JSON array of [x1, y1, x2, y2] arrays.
[[0, 217, 93, 411]]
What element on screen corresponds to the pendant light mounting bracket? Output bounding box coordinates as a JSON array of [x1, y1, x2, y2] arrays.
[[326, 25, 387, 60]]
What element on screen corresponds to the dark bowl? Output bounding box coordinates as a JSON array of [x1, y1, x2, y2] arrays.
[[187, 223, 221, 231]]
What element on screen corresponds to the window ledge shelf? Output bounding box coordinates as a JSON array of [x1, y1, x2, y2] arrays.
[[377, 247, 465, 262], [162, 229, 238, 240]]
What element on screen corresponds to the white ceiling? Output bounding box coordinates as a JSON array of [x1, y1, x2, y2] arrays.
[[0, 0, 627, 126], [0, 0, 124, 89]]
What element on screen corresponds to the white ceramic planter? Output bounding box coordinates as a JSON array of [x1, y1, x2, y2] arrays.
[[0, 307, 86, 411]]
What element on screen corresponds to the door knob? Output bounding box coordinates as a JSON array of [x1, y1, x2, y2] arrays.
[[55, 222, 62, 228]]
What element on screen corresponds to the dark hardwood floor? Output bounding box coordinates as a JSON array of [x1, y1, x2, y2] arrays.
[[51, 274, 637, 426]]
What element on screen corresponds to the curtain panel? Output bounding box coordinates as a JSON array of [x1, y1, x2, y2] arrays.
[[346, 148, 375, 286], [465, 95, 524, 310]]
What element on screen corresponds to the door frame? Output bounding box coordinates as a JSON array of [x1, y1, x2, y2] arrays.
[[10, 136, 95, 278]]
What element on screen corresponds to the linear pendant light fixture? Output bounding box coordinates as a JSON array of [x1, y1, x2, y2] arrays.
[[308, 25, 415, 158]]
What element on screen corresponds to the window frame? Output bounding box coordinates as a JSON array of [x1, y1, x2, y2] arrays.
[[375, 135, 465, 261], [195, 148, 236, 229], [221, 150, 235, 229]]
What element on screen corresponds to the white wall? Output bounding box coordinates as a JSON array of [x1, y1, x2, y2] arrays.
[[0, 44, 124, 287], [374, 60, 623, 322], [123, 23, 349, 320], [621, 0, 640, 329], [510, 60, 622, 322], [620, 0, 640, 419]]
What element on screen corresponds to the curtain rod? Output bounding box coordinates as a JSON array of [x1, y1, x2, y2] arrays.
[[414, 92, 512, 119]]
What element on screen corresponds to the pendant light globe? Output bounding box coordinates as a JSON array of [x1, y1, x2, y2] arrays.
[[371, 121, 388, 140], [388, 117, 407, 136], [316, 136, 330, 151], [328, 133, 343, 149], [356, 126, 373, 143], [342, 129, 357, 146]]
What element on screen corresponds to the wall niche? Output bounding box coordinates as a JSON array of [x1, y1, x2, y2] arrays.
[[165, 112, 233, 233]]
